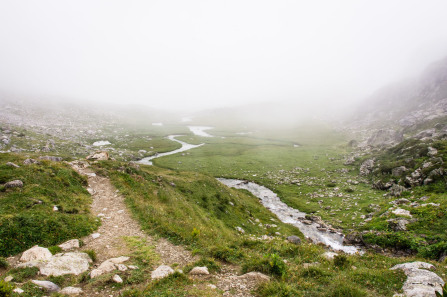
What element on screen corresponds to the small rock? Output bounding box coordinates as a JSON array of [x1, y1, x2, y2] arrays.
[[151, 265, 174, 279], [287, 235, 301, 245], [237, 272, 270, 282], [86, 151, 109, 161], [20, 246, 52, 263], [5, 162, 19, 168], [392, 208, 412, 218], [23, 158, 39, 165], [4, 276, 13, 282], [189, 266, 210, 275], [207, 284, 217, 289], [116, 264, 128, 271], [4, 180, 23, 189], [112, 274, 123, 283], [53, 206, 59, 211], [31, 280, 60, 292], [60, 287, 83, 295], [128, 265, 139, 270], [58, 239, 80, 251], [39, 156, 63, 162], [13, 288, 24, 294], [322, 252, 338, 260], [91, 233, 101, 239], [235, 226, 245, 234]]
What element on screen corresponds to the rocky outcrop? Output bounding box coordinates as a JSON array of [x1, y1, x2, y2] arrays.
[[391, 262, 445, 297], [360, 159, 374, 176], [151, 265, 174, 280], [86, 151, 109, 161]]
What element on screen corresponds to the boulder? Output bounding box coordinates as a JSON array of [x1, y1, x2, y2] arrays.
[[58, 239, 80, 251], [392, 208, 412, 218], [151, 265, 174, 280], [60, 287, 83, 295], [4, 180, 23, 189], [5, 162, 19, 168], [392, 166, 407, 177], [387, 219, 409, 231], [189, 266, 210, 275], [389, 184, 407, 197], [20, 246, 52, 263], [86, 151, 109, 161], [39, 252, 92, 276], [359, 159, 375, 176], [391, 262, 444, 297], [31, 280, 60, 292], [287, 235, 301, 245]]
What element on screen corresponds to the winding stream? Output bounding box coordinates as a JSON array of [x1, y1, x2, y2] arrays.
[[217, 178, 360, 254], [137, 135, 204, 165]]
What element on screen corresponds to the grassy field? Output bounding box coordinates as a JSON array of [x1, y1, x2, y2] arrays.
[[0, 153, 99, 257]]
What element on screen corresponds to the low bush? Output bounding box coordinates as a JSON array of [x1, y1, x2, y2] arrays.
[[242, 253, 287, 278]]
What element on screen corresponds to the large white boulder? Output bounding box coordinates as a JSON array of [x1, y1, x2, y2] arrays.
[[20, 246, 52, 263], [151, 265, 174, 280], [39, 252, 92, 276]]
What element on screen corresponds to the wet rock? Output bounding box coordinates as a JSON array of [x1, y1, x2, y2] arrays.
[[31, 280, 60, 292], [151, 265, 174, 280], [40, 252, 92, 276], [20, 246, 52, 263], [189, 266, 210, 275], [58, 239, 80, 251], [287, 235, 301, 245], [60, 287, 83, 295], [4, 180, 23, 189]]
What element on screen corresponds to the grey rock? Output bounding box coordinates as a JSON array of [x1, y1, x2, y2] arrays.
[[389, 184, 407, 197], [360, 159, 375, 176], [39, 252, 92, 276], [388, 219, 409, 231], [60, 287, 83, 295], [23, 158, 39, 165], [392, 166, 408, 177], [151, 265, 174, 279], [287, 235, 301, 245], [112, 274, 123, 283], [20, 246, 52, 263], [39, 156, 63, 162], [4, 180, 23, 189], [5, 162, 19, 168], [31, 280, 60, 292], [189, 266, 210, 275]]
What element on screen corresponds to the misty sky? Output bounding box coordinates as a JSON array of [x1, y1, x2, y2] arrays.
[[1, 0, 447, 112]]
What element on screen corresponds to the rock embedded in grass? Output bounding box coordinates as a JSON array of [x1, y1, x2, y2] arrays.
[[20, 246, 52, 263], [287, 235, 301, 245], [189, 266, 210, 275], [151, 265, 174, 279], [60, 286, 83, 295], [4, 179, 23, 189], [31, 280, 60, 292]]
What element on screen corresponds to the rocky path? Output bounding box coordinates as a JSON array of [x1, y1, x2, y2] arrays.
[[69, 161, 268, 297]]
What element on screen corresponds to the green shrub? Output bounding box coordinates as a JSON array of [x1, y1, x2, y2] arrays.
[[7, 267, 39, 282], [242, 253, 287, 278], [0, 257, 8, 269], [333, 254, 350, 269], [418, 241, 447, 260], [84, 249, 97, 262], [209, 246, 244, 263], [300, 266, 328, 278], [0, 280, 13, 297], [48, 245, 62, 255], [327, 282, 367, 297], [258, 281, 302, 297]]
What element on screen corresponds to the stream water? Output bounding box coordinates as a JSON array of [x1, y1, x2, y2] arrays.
[[217, 178, 360, 254], [137, 135, 203, 165]]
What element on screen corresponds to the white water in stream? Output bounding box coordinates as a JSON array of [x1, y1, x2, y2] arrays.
[[137, 135, 203, 165], [217, 178, 361, 254]]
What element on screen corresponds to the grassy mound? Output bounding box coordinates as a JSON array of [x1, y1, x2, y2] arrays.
[[0, 153, 99, 256]]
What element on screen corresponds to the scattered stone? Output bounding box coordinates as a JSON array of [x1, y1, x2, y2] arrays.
[[322, 252, 338, 260], [39, 156, 63, 162], [13, 288, 24, 294], [31, 280, 60, 292], [391, 262, 444, 297], [392, 208, 412, 218], [287, 235, 301, 245], [86, 151, 109, 161], [60, 287, 83, 295], [90, 256, 130, 278], [91, 233, 101, 239], [151, 265, 174, 280], [58, 239, 80, 251], [189, 266, 210, 275], [4, 180, 23, 189], [20, 246, 52, 263], [23, 158, 39, 165], [5, 162, 19, 168], [112, 274, 123, 283], [40, 252, 92, 276], [237, 272, 270, 283]]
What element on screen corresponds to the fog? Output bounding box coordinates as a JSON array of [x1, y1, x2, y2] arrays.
[[1, 0, 447, 113]]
